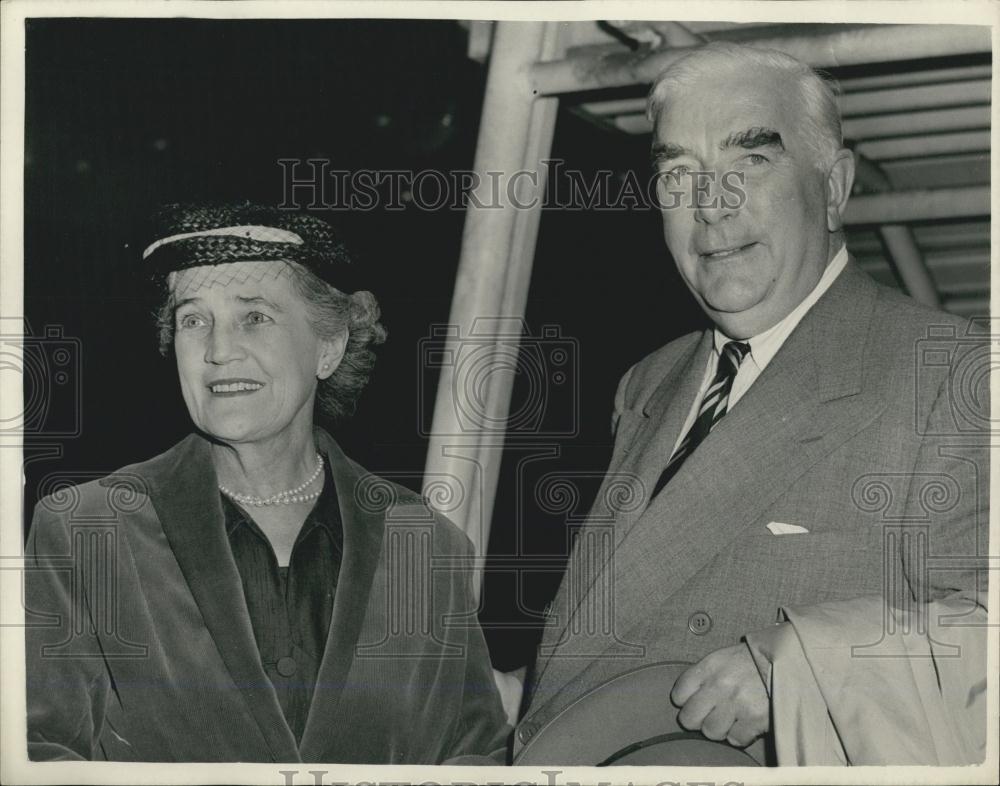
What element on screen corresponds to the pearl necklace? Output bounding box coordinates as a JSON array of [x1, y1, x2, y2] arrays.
[[219, 453, 324, 507]]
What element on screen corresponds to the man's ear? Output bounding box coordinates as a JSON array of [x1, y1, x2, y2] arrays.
[[317, 329, 348, 380], [825, 148, 856, 233]]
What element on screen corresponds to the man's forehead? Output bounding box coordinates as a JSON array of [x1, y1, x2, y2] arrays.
[[653, 69, 793, 143]]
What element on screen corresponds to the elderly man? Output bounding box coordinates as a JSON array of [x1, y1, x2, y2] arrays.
[[513, 43, 988, 765]]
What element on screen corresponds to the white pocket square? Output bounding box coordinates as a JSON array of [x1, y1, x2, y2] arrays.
[[766, 521, 810, 535]]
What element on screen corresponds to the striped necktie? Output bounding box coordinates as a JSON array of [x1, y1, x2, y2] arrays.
[[650, 340, 751, 499]]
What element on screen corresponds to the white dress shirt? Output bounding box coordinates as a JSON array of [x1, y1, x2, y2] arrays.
[[670, 245, 849, 457]]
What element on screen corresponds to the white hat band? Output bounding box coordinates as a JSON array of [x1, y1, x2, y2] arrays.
[[142, 225, 304, 260]]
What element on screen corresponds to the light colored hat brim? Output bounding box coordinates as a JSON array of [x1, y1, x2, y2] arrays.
[[515, 660, 763, 766]]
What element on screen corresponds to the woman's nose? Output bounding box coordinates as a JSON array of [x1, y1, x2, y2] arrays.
[[204, 324, 245, 364]]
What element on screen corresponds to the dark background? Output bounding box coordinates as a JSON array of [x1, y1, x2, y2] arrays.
[[22, 18, 705, 670]]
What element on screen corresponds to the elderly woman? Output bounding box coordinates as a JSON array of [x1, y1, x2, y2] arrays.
[[25, 203, 508, 762]]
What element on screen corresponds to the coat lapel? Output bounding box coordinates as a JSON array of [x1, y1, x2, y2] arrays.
[[139, 434, 300, 761], [299, 429, 387, 759], [127, 429, 392, 760], [533, 333, 711, 680], [621, 330, 714, 515], [536, 262, 885, 698]]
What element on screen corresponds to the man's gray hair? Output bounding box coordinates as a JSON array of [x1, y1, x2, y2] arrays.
[[646, 42, 844, 171]]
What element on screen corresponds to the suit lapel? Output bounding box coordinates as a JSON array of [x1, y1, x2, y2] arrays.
[[558, 333, 712, 603], [299, 430, 386, 759], [533, 332, 711, 678], [535, 262, 884, 699], [620, 330, 714, 514], [140, 434, 300, 761]]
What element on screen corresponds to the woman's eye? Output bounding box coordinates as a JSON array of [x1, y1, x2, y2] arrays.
[[177, 313, 206, 329], [245, 311, 273, 326]]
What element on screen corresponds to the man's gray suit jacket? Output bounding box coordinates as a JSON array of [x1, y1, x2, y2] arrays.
[[514, 261, 989, 756]]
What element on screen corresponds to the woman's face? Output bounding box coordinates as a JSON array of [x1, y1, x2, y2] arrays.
[[171, 261, 343, 446]]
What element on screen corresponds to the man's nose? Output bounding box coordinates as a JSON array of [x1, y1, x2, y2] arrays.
[[204, 323, 245, 364], [693, 173, 738, 225]]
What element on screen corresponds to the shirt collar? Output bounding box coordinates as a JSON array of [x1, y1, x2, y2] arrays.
[[713, 244, 848, 369]]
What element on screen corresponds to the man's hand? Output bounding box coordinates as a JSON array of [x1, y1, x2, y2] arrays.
[[670, 643, 769, 747]]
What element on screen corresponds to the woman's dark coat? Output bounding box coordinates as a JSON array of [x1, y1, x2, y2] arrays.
[[26, 429, 509, 762]]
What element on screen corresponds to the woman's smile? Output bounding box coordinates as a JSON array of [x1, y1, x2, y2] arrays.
[[207, 378, 266, 396]]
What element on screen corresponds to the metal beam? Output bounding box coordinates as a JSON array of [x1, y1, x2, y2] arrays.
[[838, 63, 991, 92], [880, 153, 989, 189], [855, 255, 987, 297], [581, 79, 990, 124], [853, 153, 942, 307], [424, 22, 563, 587], [839, 79, 990, 117], [611, 114, 654, 135], [876, 225, 941, 307], [943, 295, 989, 317], [844, 185, 989, 224], [579, 97, 648, 117], [914, 222, 991, 249], [843, 106, 989, 139], [935, 277, 990, 297], [851, 228, 989, 256], [531, 24, 990, 95], [856, 131, 990, 161]]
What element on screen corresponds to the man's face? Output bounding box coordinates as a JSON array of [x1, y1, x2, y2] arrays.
[[652, 69, 838, 338]]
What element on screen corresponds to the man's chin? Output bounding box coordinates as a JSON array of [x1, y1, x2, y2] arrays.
[[698, 295, 773, 339], [700, 288, 767, 318]]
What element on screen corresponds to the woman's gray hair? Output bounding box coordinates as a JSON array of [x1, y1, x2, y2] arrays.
[[155, 261, 387, 424], [646, 42, 843, 172]]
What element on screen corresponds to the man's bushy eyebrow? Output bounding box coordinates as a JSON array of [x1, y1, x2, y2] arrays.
[[650, 141, 690, 168], [651, 128, 783, 168], [723, 127, 784, 151]]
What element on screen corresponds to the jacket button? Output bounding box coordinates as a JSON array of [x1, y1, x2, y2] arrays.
[[688, 611, 712, 635], [276, 656, 298, 677], [517, 720, 538, 744]]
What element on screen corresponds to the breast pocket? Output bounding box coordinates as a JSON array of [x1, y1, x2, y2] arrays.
[[741, 528, 888, 603]]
